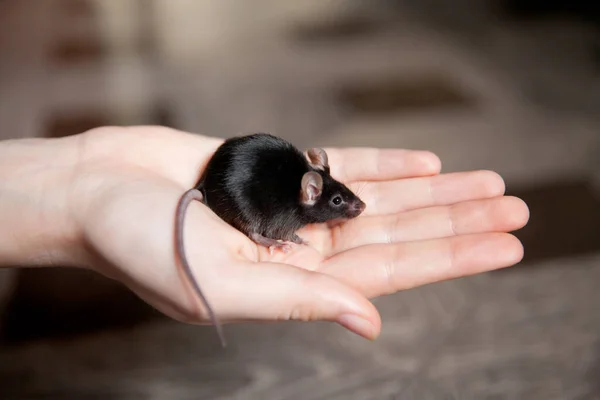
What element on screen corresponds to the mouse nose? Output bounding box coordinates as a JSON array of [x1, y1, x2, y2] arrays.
[[352, 200, 366, 213]]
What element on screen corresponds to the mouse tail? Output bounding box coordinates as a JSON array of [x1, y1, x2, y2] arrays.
[[175, 188, 227, 347], [193, 177, 208, 203]]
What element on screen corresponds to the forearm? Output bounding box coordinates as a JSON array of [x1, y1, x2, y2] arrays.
[[0, 136, 83, 267]]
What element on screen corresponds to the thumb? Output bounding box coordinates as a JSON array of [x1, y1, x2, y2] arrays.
[[216, 261, 382, 340]]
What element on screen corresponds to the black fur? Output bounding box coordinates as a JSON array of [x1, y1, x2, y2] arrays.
[[195, 133, 365, 244]]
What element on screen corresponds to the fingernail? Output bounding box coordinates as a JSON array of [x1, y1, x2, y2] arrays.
[[338, 314, 376, 340]]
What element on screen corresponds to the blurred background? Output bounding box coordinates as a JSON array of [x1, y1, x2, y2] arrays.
[[1, 0, 600, 398]]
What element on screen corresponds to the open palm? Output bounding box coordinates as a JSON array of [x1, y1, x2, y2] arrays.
[[75, 126, 528, 340]]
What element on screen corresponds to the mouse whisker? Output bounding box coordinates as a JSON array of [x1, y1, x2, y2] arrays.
[[354, 182, 367, 197]]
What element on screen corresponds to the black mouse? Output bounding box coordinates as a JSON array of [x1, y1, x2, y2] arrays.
[[174, 133, 367, 347]]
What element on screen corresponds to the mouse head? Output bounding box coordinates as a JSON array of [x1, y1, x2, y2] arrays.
[[300, 148, 366, 223]]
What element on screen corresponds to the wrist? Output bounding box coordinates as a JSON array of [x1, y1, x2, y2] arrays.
[[0, 135, 85, 267]]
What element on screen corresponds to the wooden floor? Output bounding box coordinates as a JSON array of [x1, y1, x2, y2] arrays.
[[1, 1, 600, 398], [3, 252, 600, 399]]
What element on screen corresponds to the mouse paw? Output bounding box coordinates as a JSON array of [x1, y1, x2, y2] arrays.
[[268, 241, 293, 255], [250, 232, 293, 254]]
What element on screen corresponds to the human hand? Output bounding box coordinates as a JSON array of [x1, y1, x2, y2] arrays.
[[35, 126, 529, 340]]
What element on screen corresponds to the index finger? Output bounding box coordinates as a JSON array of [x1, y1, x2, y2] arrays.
[[321, 233, 523, 299], [322, 147, 441, 183]]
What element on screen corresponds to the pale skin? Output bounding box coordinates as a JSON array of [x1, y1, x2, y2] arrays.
[[0, 126, 529, 340]]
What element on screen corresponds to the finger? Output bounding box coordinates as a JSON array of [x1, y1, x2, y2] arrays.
[[322, 148, 441, 183], [353, 170, 506, 216], [322, 233, 523, 298], [330, 196, 529, 252], [214, 261, 382, 340]]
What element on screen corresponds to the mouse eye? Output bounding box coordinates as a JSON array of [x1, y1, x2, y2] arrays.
[[331, 195, 343, 206]]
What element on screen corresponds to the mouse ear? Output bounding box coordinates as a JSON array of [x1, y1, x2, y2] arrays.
[[307, 148, 330, 173], [301, 171, 323, 205]]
